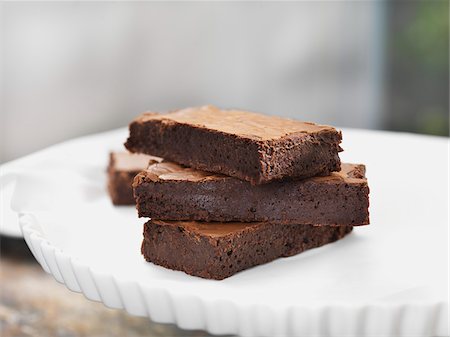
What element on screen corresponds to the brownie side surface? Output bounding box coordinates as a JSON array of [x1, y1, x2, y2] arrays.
[[125, 106, 342, 184], [133, 163, 369, 225], [126, 119, 268, 184], [107, 152, 162, 205], [108, 170, 137, 205], [141, 220, 353, 280], [107, 153, 137, 205], [259, 129, 342, 182]]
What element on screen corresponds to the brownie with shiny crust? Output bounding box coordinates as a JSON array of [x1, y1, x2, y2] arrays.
[[142, 219, 353, 280], [107, 152, 162, 205], [125, 105, 342, 184], [133, 162, 369, 226]]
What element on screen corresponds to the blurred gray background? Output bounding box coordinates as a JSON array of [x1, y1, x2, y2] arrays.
[[0, 1, 448, 163]]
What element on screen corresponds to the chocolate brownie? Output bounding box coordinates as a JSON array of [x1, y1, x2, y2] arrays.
[[142, 220, 353, 280], [125, 105, 342, 184], [133, 162, 369, 226], [107, 152, 162, 205]]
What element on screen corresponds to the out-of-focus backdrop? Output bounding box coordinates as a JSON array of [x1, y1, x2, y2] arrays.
[[0, 1, 448, 163]]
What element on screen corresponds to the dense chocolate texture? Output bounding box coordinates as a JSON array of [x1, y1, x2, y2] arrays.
[[142, 220, 353, 280], [133, 162, 369, 226], [107, 152, 162, 205], [125, 105, 342, 184]]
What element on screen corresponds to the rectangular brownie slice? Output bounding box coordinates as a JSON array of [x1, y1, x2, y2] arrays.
[[142, 220, 353, 280], [125, 105, 342, 184], [107, 152, 162, 205], [133, 162, 369, 226]]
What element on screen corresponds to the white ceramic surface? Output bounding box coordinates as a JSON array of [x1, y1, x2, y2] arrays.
[[6, 128, 450, 336], [0, 173, 20, 237]]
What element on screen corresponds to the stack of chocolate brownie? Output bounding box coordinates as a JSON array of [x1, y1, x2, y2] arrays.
[[110, 105, 370, 280]]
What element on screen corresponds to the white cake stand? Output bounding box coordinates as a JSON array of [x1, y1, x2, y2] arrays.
[[4, 128, 449, 336]]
